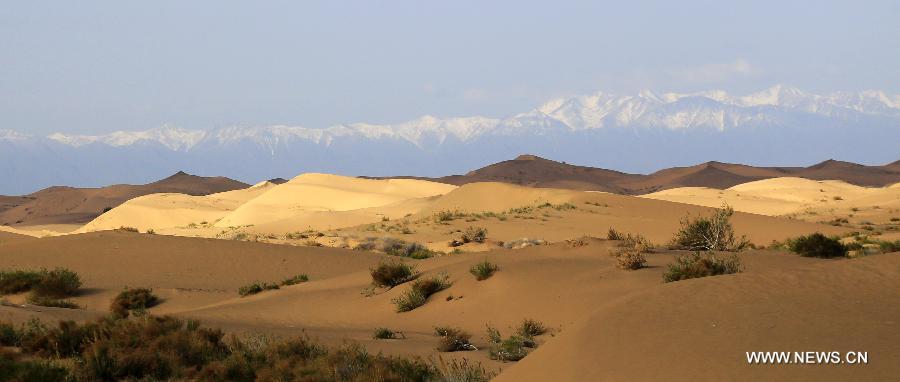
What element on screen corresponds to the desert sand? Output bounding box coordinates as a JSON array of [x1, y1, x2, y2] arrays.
[[2, 167, 899, 381]]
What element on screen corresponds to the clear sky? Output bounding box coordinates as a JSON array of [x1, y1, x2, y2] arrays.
[[2, 0, 898, 135]]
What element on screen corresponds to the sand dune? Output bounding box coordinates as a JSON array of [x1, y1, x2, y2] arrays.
[[214, 174, 457, 228], [79, 181, 277, 232], [641, 177, 900, 225], [0, 171, 248, 227], [497, 253, 900, 381], [1, 231, 896, 380]]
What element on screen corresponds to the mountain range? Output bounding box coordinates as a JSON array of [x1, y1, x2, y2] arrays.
[[2, 85, 899, 194]]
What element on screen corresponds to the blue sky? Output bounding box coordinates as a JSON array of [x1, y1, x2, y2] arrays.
[[2, 0, 898, 135]]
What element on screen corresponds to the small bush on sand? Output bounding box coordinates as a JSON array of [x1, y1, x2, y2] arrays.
[[393, 273, 451, 312], [382, 238, 438, 259], [461, 226, 488, 243], [26, 295, 79, 309], [373, 327, 400, 340], [501, 238, 545, 249], [117, 226, 139, 233], [110, 288, 159, 318], [607, 228, 625, 240], [238, 282, 279, 297], [663, 252, 742, 282], [470, 260, 499, 281], [787, 233, 847, 258], [370, 261, 418, 288], [485, 325, 535, 362], [671, 204, 748, 251], [614, 247, 647, 270], [516, 319, 546, 338], [0, 270, 43, 295], [33, 268, 81, 299], [280, 274, 309, 286], [0, 352, 70, 381], [434, 327, 475, 352]]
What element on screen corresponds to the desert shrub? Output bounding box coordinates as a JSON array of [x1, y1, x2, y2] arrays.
[[878, 240, 900, 253], [437, 359, 494, 382], [461, 226, 487, 243], [111, 288, 159, 318], [663, 252, 743, 282], [117, 226, 139, 233], [470, 260, 499, 281], [280, 274, 309, 286], [516, 319, 546, 338], [26, 294, 80, 308], [393, 274, 451, 312], [382, 238, 437, 259], [614, 247, 647, 270], [238, 282, 279, 297], [485, 325, 531, 362], [32, 268, 82, 299], [0, 352, 70, 381], [0, 270, 43, 295], [607, 228, 625, 240], [787, 233, 848, 258], [434, 327, 475, 352], [671, 205, 748, 251], [501, 238, 545, 249], [373, 327, 398, 340], [353, 238, 378, 251], [370, 261, 418, 288]]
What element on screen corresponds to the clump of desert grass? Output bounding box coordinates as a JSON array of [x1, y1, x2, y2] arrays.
[[382, 238, 439, 259], [662, 252, 742, 282], [670, 204, 749, 251], [370, 260, 418, 289], [434, 327, 476, 352], [372, 327, 404, 340], [392, 273, 451, 312], [110, 287, 159, 318], [486, 319, 547, 362], [461, 226, 488, 243], [469, 260, 499, 281], [238, 282, 279, 297]]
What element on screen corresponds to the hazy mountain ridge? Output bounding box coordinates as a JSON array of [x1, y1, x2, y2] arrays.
[[2, 85, 898, 194]]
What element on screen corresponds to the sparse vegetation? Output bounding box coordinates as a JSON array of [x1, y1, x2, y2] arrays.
[[393, 273, 451, 312], [461, 226, 488, 243], [373, 327, 401, 340], [663, 252, 743, 282], [614, 247, 647, 270], [281, 274, 309, 286], [238, 281, 279, 297], [370, 261, 418, 288], [516, 319, 546, 338], [607, 228, 625, 240], [0, 315, 492, 381], [382, 238, 439, 259], [787, 233, 847, 258], [501, 238, 545, 249], [110, 287, 159, 318], [470, 260, 499, 281], [117, 226, 139, 232], [0, 270, 43, 295], [0, 268, 82, 308], [32, 268, 82, 299], [671, 204, 748, 251], [434, 327, 476, 352], [26, 294, 80, 309], [485, 325, 534, 362]]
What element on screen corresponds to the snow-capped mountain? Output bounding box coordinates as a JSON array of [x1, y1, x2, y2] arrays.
[[2, 85, 898, 194]]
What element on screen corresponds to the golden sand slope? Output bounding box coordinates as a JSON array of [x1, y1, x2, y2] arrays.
[[2, 232, 897, 379], [213, 174, 457, 228], [78, 181, 277, 232], [641, 177, 900, 223], [496, 253, 900, 381]]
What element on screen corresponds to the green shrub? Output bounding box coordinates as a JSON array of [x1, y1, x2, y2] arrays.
[[280, 274, 309, 286], [470, 260, 499, 281], [33, 268, 82, 299], [111, 288, 159, 318], [392, 274, 451, 312], [788, 233, 847, 258], [0, 353, 70, 381], [238, 282, 279, 297], [434, 327, 475, 352], [0, 270, 43, 295], [671, 205, 748, 251], [461, 226, 488, 243], [663, 252, 743, 282], [26, 294, 80, 309]]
